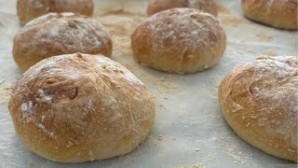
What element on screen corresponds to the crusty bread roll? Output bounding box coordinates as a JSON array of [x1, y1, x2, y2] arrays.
[[13, 13, 112, 71], [8, 53, 155, 163], [147, 0, 218, 17], [131, 8, 226, 74], [17, 0, 94, 24], [219, 56, 298, 162], [241, 0, 298, 30]]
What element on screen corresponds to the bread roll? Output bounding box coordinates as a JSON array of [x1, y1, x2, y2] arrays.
[[8, 53, 155, 163], [219, 56, 298, 162], [241, 0, 298, 30], [147, 0, 217, 17], [13, 13, 112, 71], [131, 8, 226, 74], [17, 0, 94, 24]]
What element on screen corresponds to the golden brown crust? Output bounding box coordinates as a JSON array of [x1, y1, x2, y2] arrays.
[[219, 56, 298, 162], [17, 0, 94, 24], [147, 0, 218, 17], [131, 8, 226, 74], [241, 0, 298, 30], [9, 53, 155, 163], [13, 13, 113, 71]]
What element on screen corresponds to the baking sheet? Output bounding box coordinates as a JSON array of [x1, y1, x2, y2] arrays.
[[0, 0, 297, 167]]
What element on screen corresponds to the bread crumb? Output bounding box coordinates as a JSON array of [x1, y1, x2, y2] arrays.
[[220, 15, 246, 26], [216, 3, 230, 14], [150, 75, 178, 91], [257, 32, 272, 42], [0, 82, 13, 103], [263, 49, 277, 56], [223, 145, 252, 165], [157, 135, 163, 141], [176, 163, 206, 168]]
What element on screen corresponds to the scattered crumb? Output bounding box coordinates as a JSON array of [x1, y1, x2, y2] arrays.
[[158, 104, 166, 110], [221, 15, 246, 26], [257, 32, 272, 42], [157, 135, 163, 141], [100, 9, 127, 16], [97, 12, 146, 72], [216, 3, 230, 14], [194, 149, 200, 152], [223, 145, 253, 165], [263, 49, 277, 56], [123, 63, 138, 71], [28, 160, 35, 168], [177, 163, 206, 168], [0, 82, 13, 103], [206, 83, 219, 100], [94, 1, 146, 16], [150, 75, 178, 91]]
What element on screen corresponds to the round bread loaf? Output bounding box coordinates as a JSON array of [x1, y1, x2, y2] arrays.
[[13, 13, 112, 71], [17, 0, 94, 24], [131, 8, 226, 74], [241, 0, 298, 30], [8, 53, 155, 163], [147, 0, 218, 17], [219, 56, 298, 162]]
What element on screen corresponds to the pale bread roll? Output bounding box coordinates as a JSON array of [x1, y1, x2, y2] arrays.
[[131, 8, 226, 74], [147, 0, 218, 17], [17, 0, 94, 24], [241, 0, 298, 30], [219, 56, 298, 162], [8, 53, 155, 163], [13, 13, 112, 71]]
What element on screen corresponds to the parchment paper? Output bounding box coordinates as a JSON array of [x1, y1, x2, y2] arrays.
[[0, 0, 297, 168]]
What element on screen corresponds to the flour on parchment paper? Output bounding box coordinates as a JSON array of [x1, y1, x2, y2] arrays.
[[98, 12, 146, 71], [0, 81, 13, 103]]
